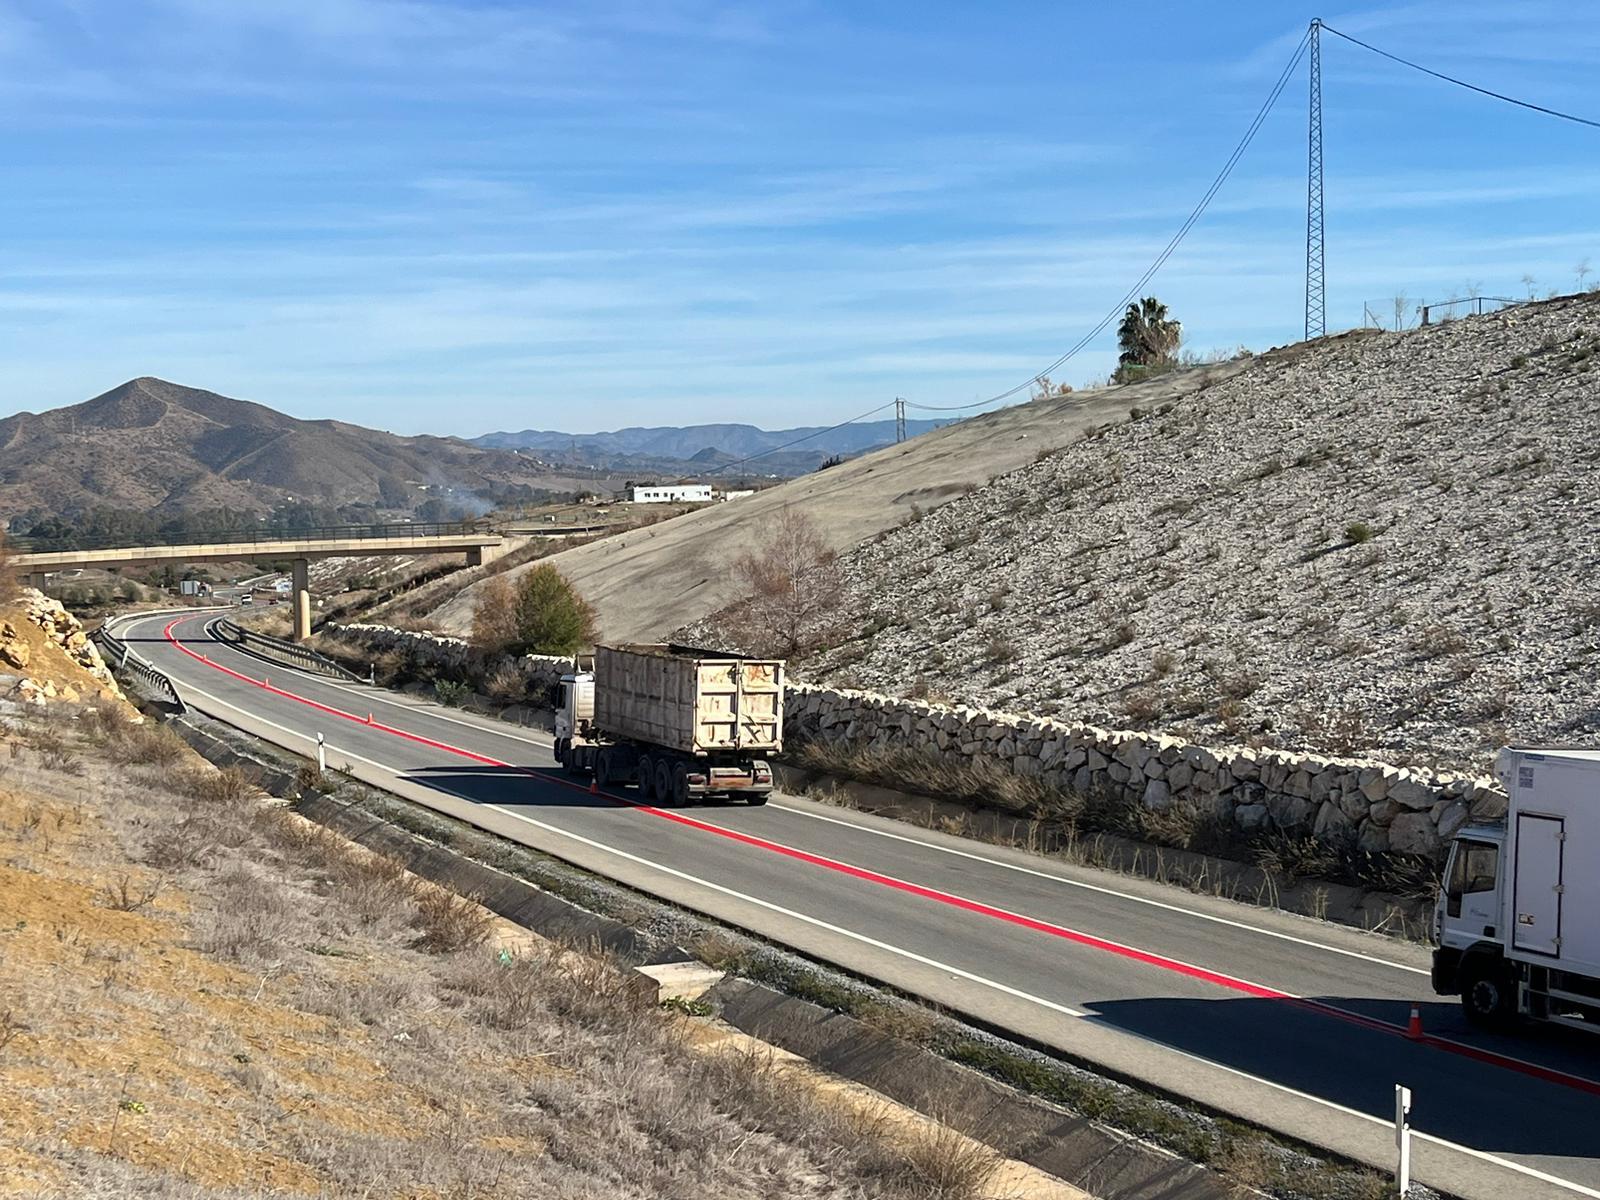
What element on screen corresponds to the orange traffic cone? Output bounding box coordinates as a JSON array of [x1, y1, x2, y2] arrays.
[[589, 777, 599, 795], [1406, 1003, 1423, 1040]]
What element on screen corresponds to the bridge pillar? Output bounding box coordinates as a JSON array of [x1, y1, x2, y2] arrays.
[[291, 558, 312, 643], [466, 543, 504, 568]]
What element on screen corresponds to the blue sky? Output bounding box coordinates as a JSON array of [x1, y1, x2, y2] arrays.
[[1, 1, 1596, 435]]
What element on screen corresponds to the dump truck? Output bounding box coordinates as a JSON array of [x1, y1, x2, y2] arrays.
[[1433, 747, 1600, 1032], [553, 644, 783, 806]]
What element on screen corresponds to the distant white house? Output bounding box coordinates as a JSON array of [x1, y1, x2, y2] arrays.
[[630, 484, 712, 504]]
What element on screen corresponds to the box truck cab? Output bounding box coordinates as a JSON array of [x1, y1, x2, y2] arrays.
[[1433, 748, 1600, 1032]]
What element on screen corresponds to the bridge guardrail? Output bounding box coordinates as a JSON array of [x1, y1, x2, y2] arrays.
[[94, 613, 187, 713], [211, 618, 365, 684], [11, 519, 496, 556]]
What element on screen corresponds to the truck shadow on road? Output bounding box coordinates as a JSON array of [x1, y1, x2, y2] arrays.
[[403, 764, 627, 808], [1084, 994, 1600, 1161]]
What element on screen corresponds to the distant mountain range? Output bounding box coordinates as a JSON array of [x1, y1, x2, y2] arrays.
[[471, 418, 950, 466], [0, 377, 593, 522]]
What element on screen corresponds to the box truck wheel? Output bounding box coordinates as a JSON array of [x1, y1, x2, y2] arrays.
[[595, 748, 614, 789], [638, 754, 656, 801], [655, 759, 675, 805], [670, 764, 690, 807], [1459, 955, 1515, 1029]]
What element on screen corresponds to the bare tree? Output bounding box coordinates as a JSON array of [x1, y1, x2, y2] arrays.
[[1578, 258, 1593, 292], [1390, 292, 1409, 331], [729, 508, 844, 659], [1522, 273, 1538, 301]]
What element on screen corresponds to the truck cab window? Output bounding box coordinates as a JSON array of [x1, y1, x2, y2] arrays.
[[1446, 840, 1498, 917]]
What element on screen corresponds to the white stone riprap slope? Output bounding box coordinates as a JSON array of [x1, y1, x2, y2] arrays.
[[806, 295, 1600, 775]]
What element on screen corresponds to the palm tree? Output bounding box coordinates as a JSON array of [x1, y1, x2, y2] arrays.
[[1116, 297, 1182, 369]]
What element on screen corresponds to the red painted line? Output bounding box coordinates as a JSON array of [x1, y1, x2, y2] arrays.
[[159, 614, 1600, 1099]]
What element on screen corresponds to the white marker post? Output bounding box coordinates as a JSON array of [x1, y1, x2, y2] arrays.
[[316, 732, 326, 775], [1394, 1084, 1412, 1196]]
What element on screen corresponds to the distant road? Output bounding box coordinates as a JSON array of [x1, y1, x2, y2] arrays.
[[119, 609, 1600, 1200]]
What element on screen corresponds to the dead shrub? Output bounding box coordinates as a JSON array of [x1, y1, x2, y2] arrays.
[[182, 765, 260, 805], [483, 664, 527, 704], [197, 865, 298, 962], [0, 1009, 23, 1053], [411, 887, 495, 954], [884, 1118, 1000, 1200], [106, 721, 187, 767], [332, 852, 418, 925], [100, 872, 163, 913]]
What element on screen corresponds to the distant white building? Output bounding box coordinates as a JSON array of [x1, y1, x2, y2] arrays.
[[630, 484, 712, 504], [719, 489, 755, 502]]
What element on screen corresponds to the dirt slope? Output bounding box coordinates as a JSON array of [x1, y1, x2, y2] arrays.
[[788, 294, 1600, 772], [429, 359, 1253, 641]]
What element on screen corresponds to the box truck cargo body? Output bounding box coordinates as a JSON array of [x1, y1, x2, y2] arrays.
[[554, 644, 784, 806], [1433, 747, 1600, 1032]]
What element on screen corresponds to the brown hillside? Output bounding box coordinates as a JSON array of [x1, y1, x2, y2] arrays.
[[0, 377, 581, 520]]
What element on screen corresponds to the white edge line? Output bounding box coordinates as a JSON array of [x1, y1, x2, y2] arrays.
[[168, 673, 1087, 1020], [149, 614, 1598, 1093], [1087, 1016, 1600, 1200], [165, 671, 1600, 1199], [165, 610, 1428, 979], [772, 800, 1432, 977]]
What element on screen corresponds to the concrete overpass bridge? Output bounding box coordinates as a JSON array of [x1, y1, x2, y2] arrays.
[[11, 521, 505, 641]]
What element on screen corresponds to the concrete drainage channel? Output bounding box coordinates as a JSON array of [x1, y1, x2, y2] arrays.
[[137, 691, 1417, 1200]]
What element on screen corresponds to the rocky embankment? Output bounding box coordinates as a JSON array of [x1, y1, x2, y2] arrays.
[[798, 294, 1600, 774], [1, 589, 123, 706]]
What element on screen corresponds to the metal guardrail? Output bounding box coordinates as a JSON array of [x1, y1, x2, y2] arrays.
[[10, 519, 496, 555], [211, 617, 364, 684], [93, 617, 186, 713]]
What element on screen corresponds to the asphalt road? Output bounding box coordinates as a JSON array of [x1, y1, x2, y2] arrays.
[[116, 609, 1600, 1200]]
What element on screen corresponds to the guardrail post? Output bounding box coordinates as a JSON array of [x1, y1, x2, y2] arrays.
[[316, 732, 326, 775]]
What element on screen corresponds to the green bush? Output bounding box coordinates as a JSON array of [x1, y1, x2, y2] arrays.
[[511, 564, 596, 655], [1344, 522, 1375, 544]]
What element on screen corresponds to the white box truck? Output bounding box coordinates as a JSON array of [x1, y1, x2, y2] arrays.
[[553, 644, 783, 806], [1433, 747, 1600, 1032]]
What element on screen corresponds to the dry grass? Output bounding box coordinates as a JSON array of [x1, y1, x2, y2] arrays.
[[0, 706, 1016, 1200]]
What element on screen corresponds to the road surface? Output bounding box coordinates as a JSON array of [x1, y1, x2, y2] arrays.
[[116, 609, 1600, 1200]]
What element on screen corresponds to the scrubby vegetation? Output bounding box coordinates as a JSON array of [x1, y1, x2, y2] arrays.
[[0, 704, 1016, 1199]]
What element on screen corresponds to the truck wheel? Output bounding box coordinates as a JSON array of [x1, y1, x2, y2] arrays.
[[670, 764, 690, 807], [655, 759, 675, 806], [638, 754, 656, 801], [595, 749, 613, 789], [746, 791, 770, 807], [1459, 957, 1515, 1029]]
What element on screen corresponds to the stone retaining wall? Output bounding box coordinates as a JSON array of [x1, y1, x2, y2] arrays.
[[319, 621, 1507, 859], [784, 683, 1507, 859]]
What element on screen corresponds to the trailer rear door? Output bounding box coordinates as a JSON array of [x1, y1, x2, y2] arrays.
[[1513, 813, 1565, 958]]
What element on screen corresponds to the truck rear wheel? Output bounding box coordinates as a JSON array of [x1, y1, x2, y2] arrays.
[[638, 754, 656, 802], [655, 759, 675, 806], [1459, 956, 1516, 1029], [746, 791, 770, 806], [595, 748, 614, 789]]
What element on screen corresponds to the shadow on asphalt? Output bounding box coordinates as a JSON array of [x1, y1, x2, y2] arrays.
[[402, 764, 624, 809], [1086, 994, 1600, 1160]]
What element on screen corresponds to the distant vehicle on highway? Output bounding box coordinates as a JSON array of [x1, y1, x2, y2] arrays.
[[1434, 747, 1600, 1033], [554, 644, 782, 806]]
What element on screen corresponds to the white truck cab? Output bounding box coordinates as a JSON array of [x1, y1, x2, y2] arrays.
[[1433, 747, 1600, 1032], [552, 671, 594, 753]]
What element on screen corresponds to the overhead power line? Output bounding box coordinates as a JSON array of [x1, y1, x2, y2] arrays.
[[1319, 22, 1600, 130], [906, 25, 1312, 414], [702, 400, 897, 473]]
